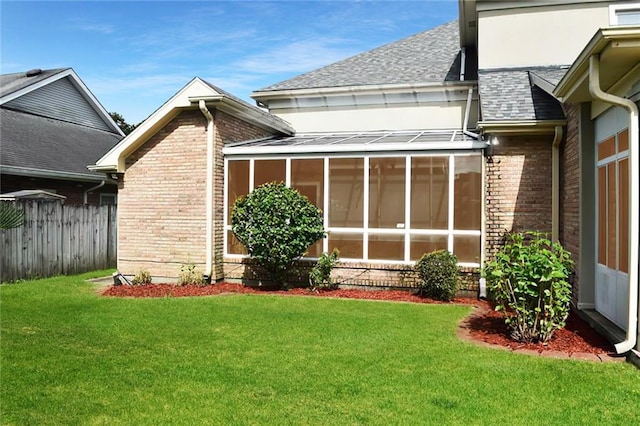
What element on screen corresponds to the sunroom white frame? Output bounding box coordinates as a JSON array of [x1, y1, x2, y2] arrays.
[[224, 149, 484, 268]]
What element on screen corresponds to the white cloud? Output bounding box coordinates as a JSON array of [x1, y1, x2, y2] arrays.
[[233, 38, 358, 74]]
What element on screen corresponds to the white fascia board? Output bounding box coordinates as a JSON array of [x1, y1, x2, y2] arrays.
[[529, 73, 560, 98], [223, 141, 486, 156], [93, 78, 218, 172], [1, 165, 108, 182], [252, 81, 477, 103], [478, 120, 566, 134], [188, 95, 294, 135]]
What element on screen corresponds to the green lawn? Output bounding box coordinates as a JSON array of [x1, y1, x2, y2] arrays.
[[1, 272, 638, 425]]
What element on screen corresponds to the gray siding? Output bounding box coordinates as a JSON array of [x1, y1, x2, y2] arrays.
[[4, 77, 112, 131]]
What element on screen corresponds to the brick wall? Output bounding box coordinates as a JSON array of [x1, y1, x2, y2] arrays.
[[117, 108, 275, 279], [118, 110, 208, 278], [224, 257, 479, 296], [485, 135, 553, 259], [560, 104, 581, 302]]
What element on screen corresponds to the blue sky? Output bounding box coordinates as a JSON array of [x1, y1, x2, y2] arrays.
[[1, 0, 459, 124]]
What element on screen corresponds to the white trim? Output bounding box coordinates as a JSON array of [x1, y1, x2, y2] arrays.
[[609, 3, 640, 26], [224, 141, 485, 156], [224, 152, 484, 266]]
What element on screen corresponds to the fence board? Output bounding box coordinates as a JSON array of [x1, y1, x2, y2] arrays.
[[1, 201, 117, 282]]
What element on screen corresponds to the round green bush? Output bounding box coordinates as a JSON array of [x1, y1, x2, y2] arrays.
[[231, 182, 325, 287], [414, 250, 459, 301]]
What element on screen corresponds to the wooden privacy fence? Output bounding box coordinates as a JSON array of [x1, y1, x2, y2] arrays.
[[1, 201, 117, 282]]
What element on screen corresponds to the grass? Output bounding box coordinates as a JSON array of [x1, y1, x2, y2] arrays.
[[1, 272, 639, 425]]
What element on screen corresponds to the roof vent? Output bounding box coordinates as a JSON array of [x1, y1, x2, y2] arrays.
[[25, 68, 43, 77]]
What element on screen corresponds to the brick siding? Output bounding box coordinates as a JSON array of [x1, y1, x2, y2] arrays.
[[560, 104, 581, 302], [117, 108, 274, 279], [485, 135, 553, 259]]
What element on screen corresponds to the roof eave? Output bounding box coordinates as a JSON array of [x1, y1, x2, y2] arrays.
[[1, 165, 111, 182], [252, 81, 477, 103], [478, 119, 567, 135], [554, 26, 640, 102], [188, 94, 294, 135]]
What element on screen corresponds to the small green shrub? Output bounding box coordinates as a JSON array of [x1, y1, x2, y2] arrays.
[[414, 250, 459, 301], [131, 268, 152, 286], [309, 249, 340, 292], [231, 182, 325, 288], [483, 231, 574, 344], [178, 263, 205, 286]]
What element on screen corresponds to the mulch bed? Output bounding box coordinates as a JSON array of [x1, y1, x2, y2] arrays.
[[101, 282, 619, 361]]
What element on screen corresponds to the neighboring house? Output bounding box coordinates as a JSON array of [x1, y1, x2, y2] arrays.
[[0, 68, 124, 205], [92, 1, 640, 364]]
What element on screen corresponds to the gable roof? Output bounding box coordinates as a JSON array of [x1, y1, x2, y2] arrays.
[[1, 108, 122, 181], [478, 67, 566, 123], [255, 20, 464, 94], [0, 68, 123, 135], [0, 68, 125, 182], [93, 77, 294, 173]]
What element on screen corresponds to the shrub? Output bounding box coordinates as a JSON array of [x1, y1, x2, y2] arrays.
[[309, 249, 340, 292], [414, 250, 459, 301], [178, 263, 205, 286], [483, 231, 574, 344], [131, 268, 152, 286], [0, 202, 25, 229], [231, 182, 325, 288]]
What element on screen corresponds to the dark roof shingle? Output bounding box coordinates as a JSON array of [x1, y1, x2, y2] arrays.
[[257, 20, 462, 92], [0, 108, 122, 179], [0, 68, 69, 98], [478, 67, 566, 122]]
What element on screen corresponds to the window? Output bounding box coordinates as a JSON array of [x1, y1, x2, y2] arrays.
[[596, 129, 629, 272], [609, 3, 640, 26], [225, 153, 482, 266], [100, 193, 117, 205]]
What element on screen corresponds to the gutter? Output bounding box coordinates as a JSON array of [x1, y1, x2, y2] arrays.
[[589, 54, 639, 355], [199, 100, 215, 283], [551, 125, 564, 242], [83, 180, 106, 205]]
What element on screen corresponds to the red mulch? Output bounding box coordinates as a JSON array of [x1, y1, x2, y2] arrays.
[[101, 282, 617, 359]]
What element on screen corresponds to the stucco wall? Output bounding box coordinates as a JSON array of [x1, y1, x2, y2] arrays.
[[478, 3, 608, 69]]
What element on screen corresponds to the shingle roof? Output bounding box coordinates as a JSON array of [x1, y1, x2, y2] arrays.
[[478, 67, 566, 122], [0, 68, 69, 98], [0, 108, 122, 179], [257, 20, 463, 92]]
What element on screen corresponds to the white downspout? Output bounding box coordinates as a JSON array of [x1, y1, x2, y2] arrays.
[[199, 100, 215, 283], [83, 180, 106, 205], [463, 87, 480, 139], [589, 54, 639, 355], [551, 125, 564, 242]]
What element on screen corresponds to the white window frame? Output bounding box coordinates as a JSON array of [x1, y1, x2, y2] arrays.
[[609, 3, 640, 26], [224, 151, 483, 268]]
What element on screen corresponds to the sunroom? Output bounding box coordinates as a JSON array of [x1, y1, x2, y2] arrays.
[[223, 129, 486, 282]]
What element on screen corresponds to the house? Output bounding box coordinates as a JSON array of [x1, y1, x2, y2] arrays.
[[0, 68, 124, 205], [458, 0, 639, 365], [92, 1, 639, 364]]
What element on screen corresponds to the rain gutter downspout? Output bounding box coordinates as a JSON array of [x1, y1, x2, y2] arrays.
[[551, 125, 564, 242], [199, 100, 215, 283], [83, 180, 106, 205], [589, 54, 639, 355]]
